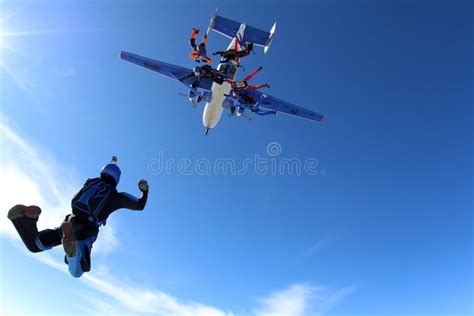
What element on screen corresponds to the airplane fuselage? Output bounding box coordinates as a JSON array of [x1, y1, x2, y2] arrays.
[[202, 80, 232, 129], [202, 34, 242, 130]]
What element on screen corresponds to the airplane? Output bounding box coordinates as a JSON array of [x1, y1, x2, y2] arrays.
[[120, 13, 325, 135]]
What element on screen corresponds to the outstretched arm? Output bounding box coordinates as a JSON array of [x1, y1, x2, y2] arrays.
[[117, 179, 149, 211]]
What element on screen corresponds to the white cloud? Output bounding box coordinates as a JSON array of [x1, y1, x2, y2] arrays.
[[254, 284, 354, 316], [0, 116, 353, 316], [32, 250, 235, 316], [255, 284, 315, 316], [83, 273, 234, 316], [30, 252, 234, 316], [0, 118, 117, 254], [91, 220, 118, 257], [0, 121, 71, 236], [0, 117, 233, 316]]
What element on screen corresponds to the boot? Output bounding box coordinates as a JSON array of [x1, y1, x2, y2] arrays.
[[7, 205, 41, 220], [7, 205, 42, 252]]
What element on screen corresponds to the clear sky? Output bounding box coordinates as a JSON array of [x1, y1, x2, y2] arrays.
[[0, 1, 472, 315]]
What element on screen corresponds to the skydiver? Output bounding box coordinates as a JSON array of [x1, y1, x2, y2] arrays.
[[200, 65, 228, 84], [228, 94, 277, 117], [226, 90, 256, 105], [191, 65, 228, 85], [7, 157, 149, 278], [251, 108, 278, 116], [180, 64, 226, 86], [213, 42, 254, 63], [189, 28, 212, 63], [226, 66, 270, 91]]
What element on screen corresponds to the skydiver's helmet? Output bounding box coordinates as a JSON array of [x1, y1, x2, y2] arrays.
[[201, 65, 213, 73], [193, 66, 202, 77], [100, 161, 121, 187]]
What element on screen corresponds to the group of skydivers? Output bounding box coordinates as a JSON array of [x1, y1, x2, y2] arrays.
[[188, 27, 271, 109], [6, 27, 272, 279]]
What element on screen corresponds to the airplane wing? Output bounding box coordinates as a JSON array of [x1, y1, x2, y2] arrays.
[[242, 90, 325, 123], [120, 51, 213, 90]]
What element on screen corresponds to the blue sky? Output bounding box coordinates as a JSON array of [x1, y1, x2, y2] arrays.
[[0, 1, 472, 315]]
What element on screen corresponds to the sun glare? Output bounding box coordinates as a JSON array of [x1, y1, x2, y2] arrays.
[[0, 7, 33, 93], [0, 30, 6, 50]]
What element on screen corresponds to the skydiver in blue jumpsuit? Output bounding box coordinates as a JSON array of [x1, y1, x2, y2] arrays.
[[7, 159, 149, 278]]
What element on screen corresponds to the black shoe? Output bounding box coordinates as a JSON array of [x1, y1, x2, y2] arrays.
[[8, 205, 41, 220]]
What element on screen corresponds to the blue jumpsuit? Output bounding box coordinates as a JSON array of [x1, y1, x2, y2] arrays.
[[9, 177, 148, 278]]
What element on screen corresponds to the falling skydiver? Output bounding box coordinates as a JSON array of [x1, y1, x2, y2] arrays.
[[189, 28, 213, 63], [7, 157, 149, 278], [226, 66, 270, 91]]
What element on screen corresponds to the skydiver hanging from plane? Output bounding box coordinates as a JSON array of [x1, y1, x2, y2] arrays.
[[225, 66, 276, 117], [194, 65, 228, 85], [178, 64, 230, 105], [189, 28, 212, 63], [212, 34, 254, 68], [226, 66, 270, 91], [180, 64, 228, 87], [212, 42, 254, 65], [225, 66, 270, 112], [7, 157, 149, 278], [227, 92, 277, 118]]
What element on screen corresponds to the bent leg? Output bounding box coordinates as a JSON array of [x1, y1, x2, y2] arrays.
[[189, 28, 199, 50], [65, 236, 96, 278], [200, 34, 208, 45], [10, 217, 42, 253], [244, 66, 263, 82], [189, 38, 197, 50], [36, 228, 62, 251], [247, 83, 268, 91], [8, 205, 43, 253]]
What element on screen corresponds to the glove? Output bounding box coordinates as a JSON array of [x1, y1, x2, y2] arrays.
[[138, 179, 149, 192]]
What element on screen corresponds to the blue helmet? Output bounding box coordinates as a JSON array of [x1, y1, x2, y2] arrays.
[[100, 163, 121, 185], [193, 66, 202, 76]]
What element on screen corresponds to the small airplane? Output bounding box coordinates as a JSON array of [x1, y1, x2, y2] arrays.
[[120, 13, 324, 135]]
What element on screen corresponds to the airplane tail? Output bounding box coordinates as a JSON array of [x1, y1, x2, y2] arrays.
[[207, 13, 276, 54]]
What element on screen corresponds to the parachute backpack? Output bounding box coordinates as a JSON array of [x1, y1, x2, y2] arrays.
[[72, 157, 120, 224]]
